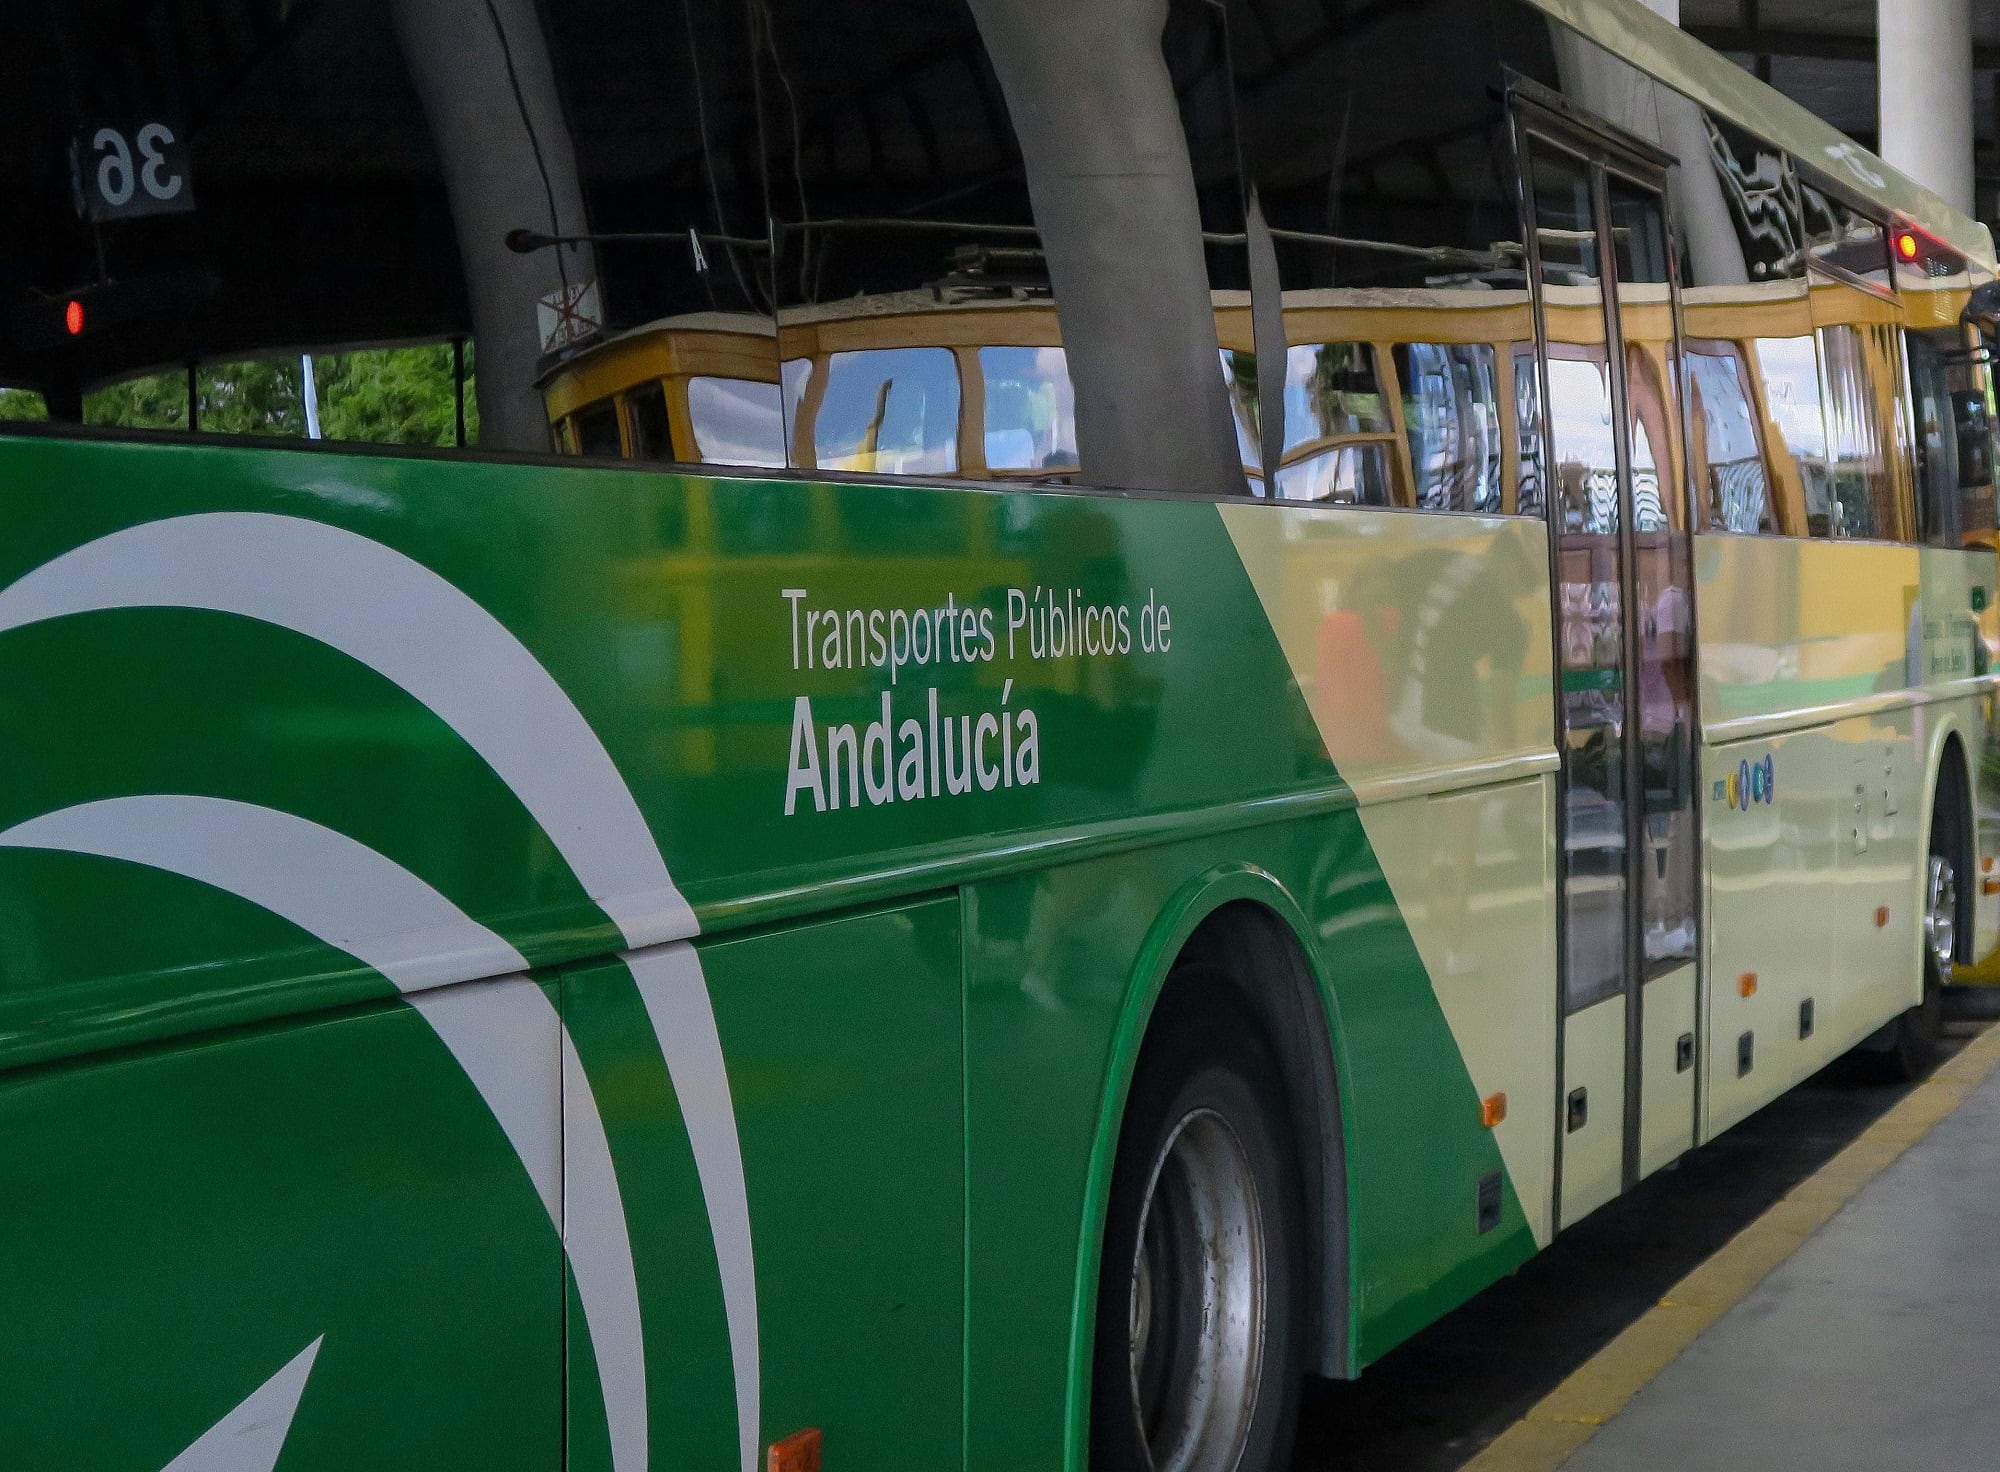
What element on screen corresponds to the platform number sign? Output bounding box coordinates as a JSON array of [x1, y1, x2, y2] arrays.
[[71, 121, 195, 222]]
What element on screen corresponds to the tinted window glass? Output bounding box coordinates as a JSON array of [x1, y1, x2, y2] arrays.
[[1799, 182, 1892, 289], [1757, 334, 1834, 533], [1220, 351, 1262, 477], [318, 345, 474, 448], [1686, 345, 1773, 531], [1908, 326, 1999, 545], [5, 0, 775, 466], [1814, 318, 1908, 539], [689, 377, 787, 469], [573, 400, 624, 459], [626, 383, 672, 462], [1531, 142, 1626, 1015], [0, 387, 47, 421], [1287, 345, 1391, 444], [981, 347, 1078, 474], [1397, 342, 1503, 513], [805, 349, 961, 477], [1230, 0, 1530, 512], [1168, 0, 1258, 494], [1701, 119, 1807, 285], [1501, 5, 1828, 538], [761, 0, 1042, 482], [1275, 443, 1396, 506]]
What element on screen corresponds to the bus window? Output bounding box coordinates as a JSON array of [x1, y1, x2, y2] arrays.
[[1815, 322, 1904, 539], [1274, 445, 1396, 506], [0, 388, 47, 421], [1272, 344, 1397, 505], [1514, 346, 1546, 518], [82, 349, 477, 448], [86, 368, 192, 434], [1907, 327, 1999, 545], [763, 1, 1050, 486], [1756, 336, 1834, 535], [6, 0, 776, 466], [624, 384, 673, 463], [688, 378, 785, 470], [572, 401, 624, 461], [1394, 342, 1503, 513], [1800, 183, 1894, 291], [1686, 346, 1771, 532], [982, 347, 1079, 474], [1228, 0, 1528, 511], [1222, 350, 1263, 482], [1545, 357, 1621, 539], [812, 350, 960, 478]]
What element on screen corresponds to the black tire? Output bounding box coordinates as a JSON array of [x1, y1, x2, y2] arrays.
[[1090, 975, 1305, 1472], [1882, 803, 1960, 1081]]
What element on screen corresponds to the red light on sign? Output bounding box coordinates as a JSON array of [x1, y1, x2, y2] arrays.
[[64, 299, 84, 336], [1896, 231, 1921, 261]]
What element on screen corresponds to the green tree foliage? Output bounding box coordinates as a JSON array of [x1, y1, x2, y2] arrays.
[[0, 388, 47, 421], [81, 344, 478, 447], [87, 368, 197, 432], [317, 345, 479, 448]]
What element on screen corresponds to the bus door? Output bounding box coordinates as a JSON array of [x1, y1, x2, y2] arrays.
[[1524, 126, 1703, 1229]]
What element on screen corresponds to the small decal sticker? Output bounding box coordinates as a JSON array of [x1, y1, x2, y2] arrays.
[[1716, 753, 1775, 810]]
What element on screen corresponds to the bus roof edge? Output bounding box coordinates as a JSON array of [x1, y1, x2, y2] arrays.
[[1521, 0, 1998, 272]]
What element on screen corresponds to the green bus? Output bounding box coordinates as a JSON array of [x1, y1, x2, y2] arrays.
[[1, 1, 1996, 1470]]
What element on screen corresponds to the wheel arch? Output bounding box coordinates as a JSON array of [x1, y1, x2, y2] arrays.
[[1062, 862, 1354, 1468]]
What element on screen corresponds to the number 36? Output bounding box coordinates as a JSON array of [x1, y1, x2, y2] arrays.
[[93, 123, 184, 207]]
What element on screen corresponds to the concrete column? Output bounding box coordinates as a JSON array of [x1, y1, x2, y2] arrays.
[[965, 0, 1244, 496], [1880, 0, 1975, 216], [391, 0, 597, 452]]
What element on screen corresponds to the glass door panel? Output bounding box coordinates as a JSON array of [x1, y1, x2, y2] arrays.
[[1607, 175, 1702, 1179], [1532, 131, 1702, 1227], [1532, 139, 1629, 1228]]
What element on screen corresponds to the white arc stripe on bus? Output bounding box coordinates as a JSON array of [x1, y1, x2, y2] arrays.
[[160, 1335, 322, 1472], [625, 943, 759, 1472], [0, 512, 695, 945], [0, 796, 646, 1472], [0, 511, 761, 1470]]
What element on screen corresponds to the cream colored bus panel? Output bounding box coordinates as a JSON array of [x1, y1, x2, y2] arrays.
[[1559, 994, 1624, 1227]]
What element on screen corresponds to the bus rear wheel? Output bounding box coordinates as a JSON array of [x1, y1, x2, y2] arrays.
[[1884, 821, 1958, 1080], [1091, 980, 1304, 1472]]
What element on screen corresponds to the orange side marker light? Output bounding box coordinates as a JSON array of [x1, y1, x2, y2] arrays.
[[1481, 1092, 1508, 1128], [769, 1429, 822, 1472], [1876, 906, 1891, 929], [1896, 230, 1921, 261], [1738, 972, 1757, 998]]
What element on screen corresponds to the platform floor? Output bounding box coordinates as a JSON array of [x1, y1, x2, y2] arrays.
[[1554, 1036, 2000, 1472]]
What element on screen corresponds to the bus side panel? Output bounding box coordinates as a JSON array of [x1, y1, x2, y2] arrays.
[[0, 962, 563, 1472], [964, 823, 1535, 1472], [1694, 536, 1919, 733], [558, 900, 965, 1472], [1698, 535, 1934, 1136]]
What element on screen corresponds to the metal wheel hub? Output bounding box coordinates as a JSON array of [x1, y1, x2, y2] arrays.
[[1126, 1107, 1266, 1472], [1926, 852, 1958, 982]]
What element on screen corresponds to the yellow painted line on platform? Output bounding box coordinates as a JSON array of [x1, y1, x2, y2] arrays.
[[1461, 1023, 2000, 1472]]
